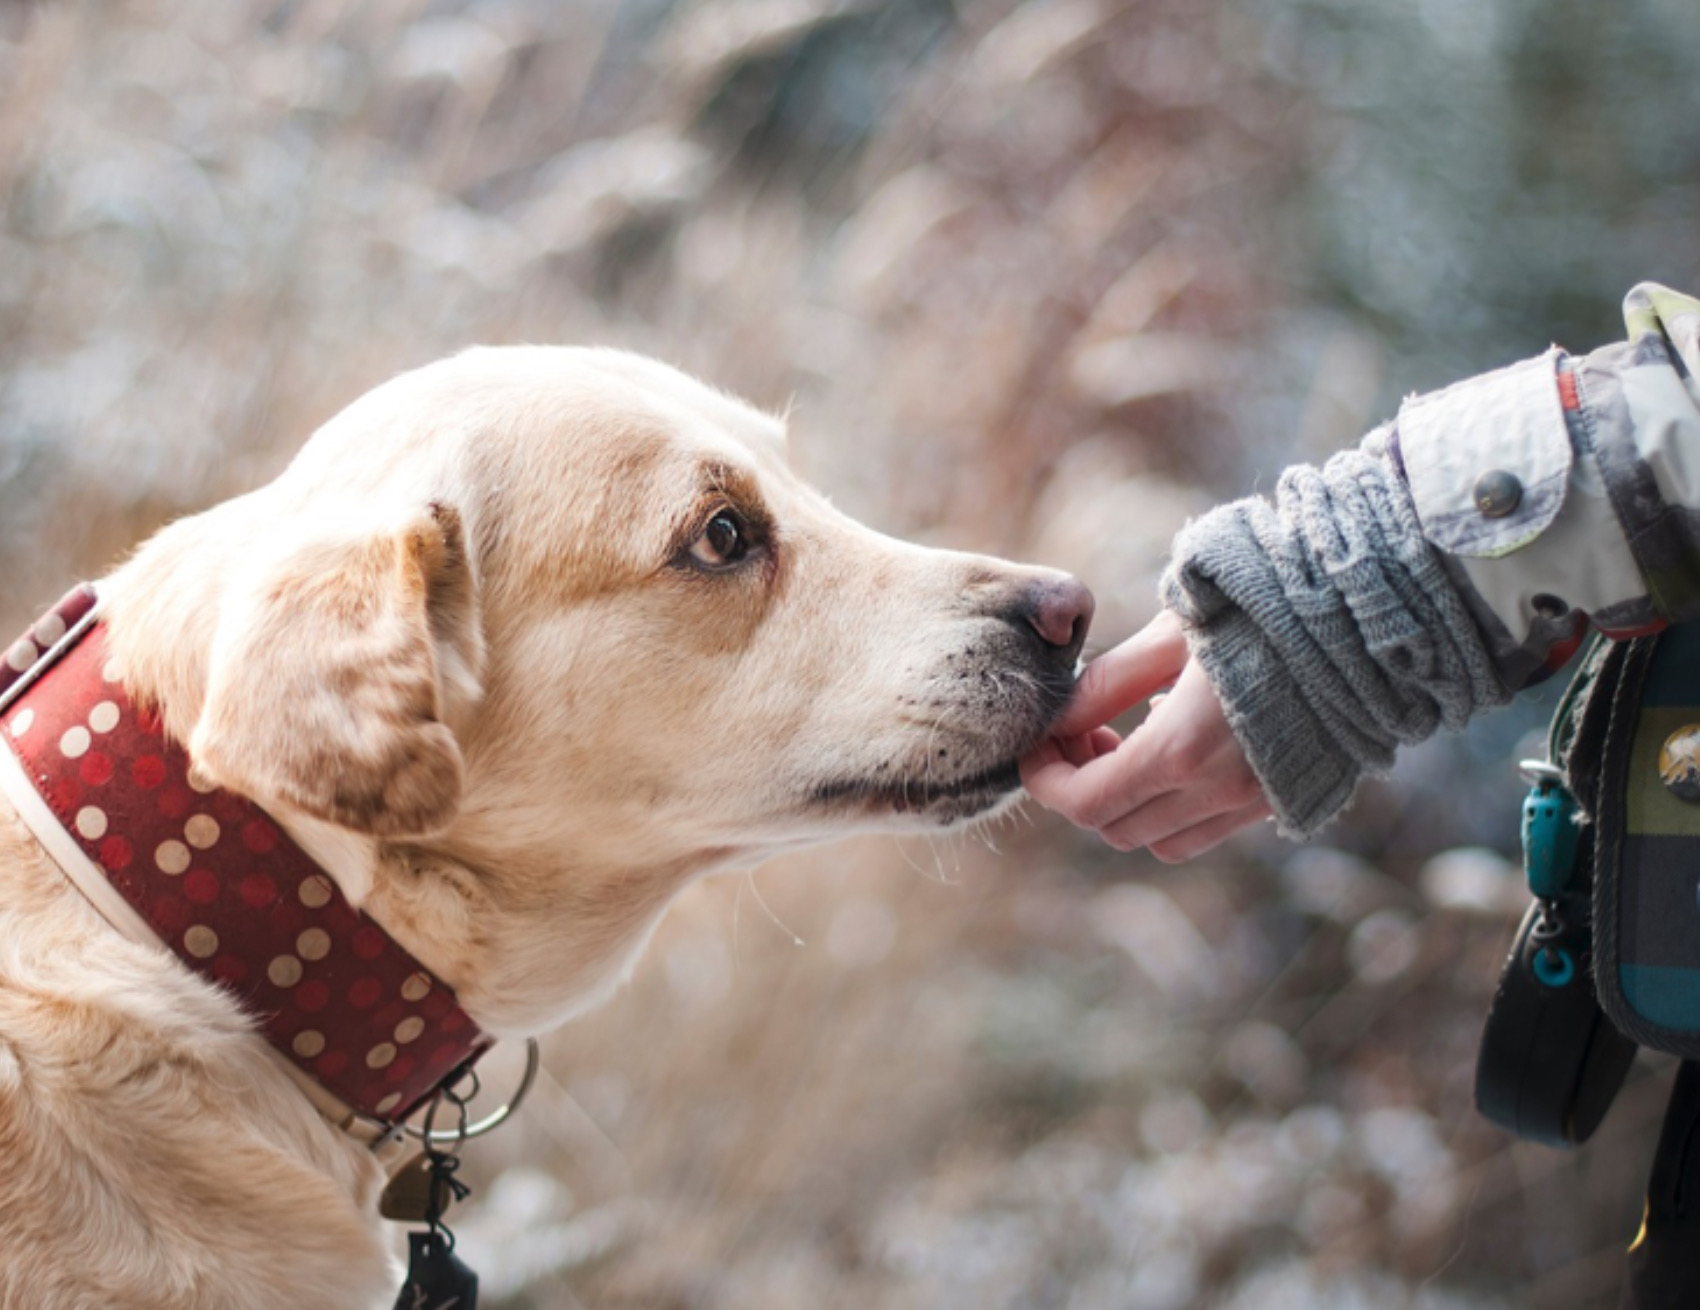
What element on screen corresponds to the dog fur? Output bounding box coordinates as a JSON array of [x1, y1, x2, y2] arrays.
[[0, 348, 1090, 1309]]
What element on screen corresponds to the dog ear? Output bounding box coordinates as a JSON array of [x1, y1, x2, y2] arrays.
[[189, 503, 484, 840]]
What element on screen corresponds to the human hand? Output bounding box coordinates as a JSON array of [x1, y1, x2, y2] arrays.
[[1020, 609, 1272, 861]]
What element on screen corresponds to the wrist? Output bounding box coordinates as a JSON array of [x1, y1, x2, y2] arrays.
[[1174, 602, 1362, 839]]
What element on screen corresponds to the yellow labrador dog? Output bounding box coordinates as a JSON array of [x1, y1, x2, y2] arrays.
[[0, 348, 1091, 1310]]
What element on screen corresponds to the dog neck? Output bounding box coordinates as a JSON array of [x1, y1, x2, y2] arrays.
[[0, 586, 492, 1129], [99, 515, 739, 1039]]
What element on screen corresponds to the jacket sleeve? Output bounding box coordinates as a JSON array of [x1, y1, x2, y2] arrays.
[[1398, 283, 1700, 669], [1161, 282, 1700, 838]]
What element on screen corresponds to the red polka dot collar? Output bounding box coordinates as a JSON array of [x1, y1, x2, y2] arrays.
[[0, 586, 492, 1129]]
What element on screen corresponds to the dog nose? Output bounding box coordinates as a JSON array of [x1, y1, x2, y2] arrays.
[[1025, 577, 1095, 659]]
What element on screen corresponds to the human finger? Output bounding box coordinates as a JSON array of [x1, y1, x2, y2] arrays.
[[1146, 799, 1274, 864], [1051, 609, 1190, 738], [1020, 727, 1130, 815], [1027, 666, 1225, 827], [1056, 726, 1122, 767], [1095, 767, 1266, 852], [1021, 726, 1173, 827], [1087, 726, 1121, 756]]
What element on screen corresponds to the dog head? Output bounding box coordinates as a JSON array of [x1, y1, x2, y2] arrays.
[[105, 349, 1092, 1030]]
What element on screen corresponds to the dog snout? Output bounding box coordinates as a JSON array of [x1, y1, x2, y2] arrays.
[[1020, 576, 1094, 663]]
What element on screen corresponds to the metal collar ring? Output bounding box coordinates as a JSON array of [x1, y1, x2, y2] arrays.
[[403, 1038, 541, 1145]]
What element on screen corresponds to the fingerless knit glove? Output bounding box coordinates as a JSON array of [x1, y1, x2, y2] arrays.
[[1159, 432, 1511, 837]]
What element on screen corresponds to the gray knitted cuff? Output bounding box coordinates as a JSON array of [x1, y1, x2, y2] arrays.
[[1180, 604, 1362, 838], [1160, 441, 1511, 839]]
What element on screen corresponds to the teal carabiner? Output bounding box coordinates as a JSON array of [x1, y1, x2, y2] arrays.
[[1519, 760, 1582, 900]]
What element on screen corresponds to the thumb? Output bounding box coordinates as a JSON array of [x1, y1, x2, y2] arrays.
[[1051, 608, 1190, 737]]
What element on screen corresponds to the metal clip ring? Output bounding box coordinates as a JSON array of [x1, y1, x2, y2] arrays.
[[403, 1038, 541, 1145]]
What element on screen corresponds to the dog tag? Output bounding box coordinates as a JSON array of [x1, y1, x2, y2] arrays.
[[392, 1230, 478, 1310], [380, 1153, 451, 1224]]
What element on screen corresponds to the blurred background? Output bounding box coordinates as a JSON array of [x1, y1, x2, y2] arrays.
[[4, 0, 1700, 1305]]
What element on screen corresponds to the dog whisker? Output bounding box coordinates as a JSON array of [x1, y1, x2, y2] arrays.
[[744, 870, 805, 947]]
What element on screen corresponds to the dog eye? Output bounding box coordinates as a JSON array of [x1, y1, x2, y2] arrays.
[[688, 510, 750, 568]]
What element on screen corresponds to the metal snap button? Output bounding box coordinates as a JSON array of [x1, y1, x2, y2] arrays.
[[1473, 469, 1523, 518], [1660, 725, 1700, 803]]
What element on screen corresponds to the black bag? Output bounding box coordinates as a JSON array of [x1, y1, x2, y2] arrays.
[[1474, 625, 1700, 1308]]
